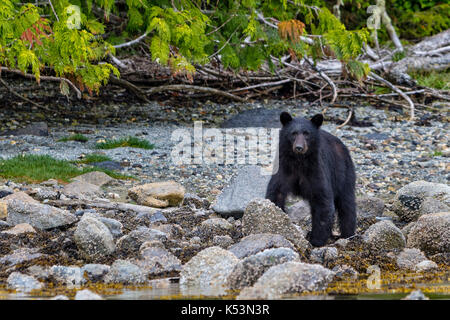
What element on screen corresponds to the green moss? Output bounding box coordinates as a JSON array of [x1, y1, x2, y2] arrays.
[[95, 136, 154, 150]]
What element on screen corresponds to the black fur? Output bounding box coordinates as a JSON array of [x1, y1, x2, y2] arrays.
[[266, 112, 356, 247]]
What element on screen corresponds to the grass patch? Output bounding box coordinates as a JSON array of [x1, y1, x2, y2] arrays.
[[57, 134, 89, 143], [409, 70, 450, 90], [95, 136, 154, 150], [0, 154, 133, 183]]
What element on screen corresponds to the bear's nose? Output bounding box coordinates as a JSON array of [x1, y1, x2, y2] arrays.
[[295, 146, 303, 152]]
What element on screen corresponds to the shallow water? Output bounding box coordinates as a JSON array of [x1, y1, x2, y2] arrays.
[[1, 281, 449, 300]]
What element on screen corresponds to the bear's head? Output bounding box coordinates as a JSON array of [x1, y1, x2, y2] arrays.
[[279, 112, 323, 155]]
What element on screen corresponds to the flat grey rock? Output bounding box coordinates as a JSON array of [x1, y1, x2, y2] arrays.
[[212, 165, 272, 218], [221, 108, 283, 128]]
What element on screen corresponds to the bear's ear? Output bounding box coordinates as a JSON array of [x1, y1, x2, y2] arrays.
[[311, 114, 323, 128], [280, 112, 293, 126]]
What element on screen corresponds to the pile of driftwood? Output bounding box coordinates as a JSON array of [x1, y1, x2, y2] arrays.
[[1, 3, 449, 124], [108, 28, 449, 125]]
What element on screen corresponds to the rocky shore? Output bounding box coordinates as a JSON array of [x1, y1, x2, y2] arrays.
[[0, 101, 449, 299]]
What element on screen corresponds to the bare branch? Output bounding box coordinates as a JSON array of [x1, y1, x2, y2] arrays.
[[0, 67, 82, 99], [147, 84, 246, 102]]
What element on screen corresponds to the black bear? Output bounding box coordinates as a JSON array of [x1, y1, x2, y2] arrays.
[[266, 112, 356, 247]]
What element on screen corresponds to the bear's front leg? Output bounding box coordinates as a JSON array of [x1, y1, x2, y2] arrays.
[[266, 173, 288, 212], [309, 194, 335, 247]]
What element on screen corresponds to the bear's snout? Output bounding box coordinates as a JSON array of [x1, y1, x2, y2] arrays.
[[293, 135, 308, 154]]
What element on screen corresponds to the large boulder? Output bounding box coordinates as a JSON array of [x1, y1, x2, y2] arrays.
[[128, 181, 185, 208], [73, 171, 115, 187], [228, 233, 295, 259], [63, 180, 103, 200], [179, 246, 239, 296], [7, 272, 43, 293], [74, 216, 116, 262], [356, 196, 385, 231], [237, 262, 335, 299], [362, 220, 406, 253], [393, 181, 450, 222], [396, 248, 428, 270], [242, 198, 310, 253], [227, 248, 300, 290], [135, 246, 182, 276], [212, 166, 272, 218], [6, 199, 77, 230], [104, 260, 147, 285], [407, 212, 450, 255]]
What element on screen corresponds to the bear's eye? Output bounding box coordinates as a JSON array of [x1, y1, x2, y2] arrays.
[[291, 131, 298, 136], [303, 131, 309, 136]]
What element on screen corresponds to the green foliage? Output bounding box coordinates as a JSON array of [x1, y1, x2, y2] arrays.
[[95, 136, 155, 150], [394, 4, 450, 40], [1, 0, 373, 93]]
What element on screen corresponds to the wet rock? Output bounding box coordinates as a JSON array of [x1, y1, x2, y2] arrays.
[[2, 191, 39, 204], [227, 248, 300, 290], [309, 247, 338, 267], [1, 122, 48, 136], [81, 264, 110, 282], [180, 246, 239, 295], [0, 201, 6, 219], [182, 193, 206, 209], [414, 260, 438, 272], [51, 295, 69, 300], [331, 264, 358, 280], [407, 212, 450, 255], [212, 235, 234, 249], [396, 248, 427, 270], [191, 218, 233, 240], [0, 248, 46, 267], [135, 246, 182, 276], [73, 171, 115, 187], [287, 200, 311, 230], [90, 161, 122, 171], [6, 198, 77, 230], [128, 181, 185, 208], [104, 259, 148, 285], [356, 196, 385, 231], [242, 199, 310, 253], [221, 108, 283, 128], [50, 266, 85, 287], [33, 187, 59, 201], [74, 216, 116, 262], [362, 220, 406, 253], [116, 226, 168, 255], [7, 272, 43, 293], [75, 289, 104, 300], [212, 166, 272, 218], [136, 211, 168, 224], [0, 186, 14, 199], [152, 224, 183, 240], [402, 290, 429, 300], [83, 212, 123, 239], [228, 233, 295, 259], [393, 181, 450, 222], [63, 180, 103, 200], [237, 262, 335, 299], [1, 223, 36, 235], [27, 265, 50, 281]]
